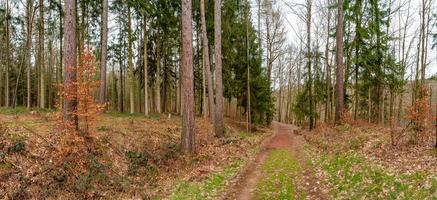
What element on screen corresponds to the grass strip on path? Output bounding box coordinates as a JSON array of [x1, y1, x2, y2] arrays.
[[255, 149, 304, 200]]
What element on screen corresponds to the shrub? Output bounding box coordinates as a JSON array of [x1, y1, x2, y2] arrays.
[[406, 86, 433, 144]]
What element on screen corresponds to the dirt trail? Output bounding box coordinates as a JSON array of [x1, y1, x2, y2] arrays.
[[223, 122, 326, 200]]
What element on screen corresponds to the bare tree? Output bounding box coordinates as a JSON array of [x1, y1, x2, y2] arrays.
[[262, 3, 287, 84], [181, 0, 196, 153], [335, 0, 345, 124]]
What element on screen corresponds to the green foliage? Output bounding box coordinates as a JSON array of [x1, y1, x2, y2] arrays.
[[125, 149, 150, 176], [220, 0, 274, 125], [9, 138, 26, 153], [343, 0, 403, 120], [292, 82, 325, 124]]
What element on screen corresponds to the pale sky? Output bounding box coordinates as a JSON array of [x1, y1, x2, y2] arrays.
[[250, 0, 437, 78]]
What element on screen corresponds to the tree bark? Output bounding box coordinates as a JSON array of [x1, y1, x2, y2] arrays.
[[127, 6, 135, 114], [26, 0, 35, 109], [214, 0, 225, 137], [143, 14, 149, 117], [181, 0, 196, 154], [63, 0, 78, 129], [155, 34, 162, 113], [5, 0, 10, 107], [99, 0, 108, 106], [324, 0, 331, 123], [200, 0, 215, 124], [39, 0, 45, 108], [307, 0, 314, 129], [335, 0, 345, 124], [246, 8, 251, 133]]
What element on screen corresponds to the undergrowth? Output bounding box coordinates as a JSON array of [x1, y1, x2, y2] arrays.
[[313, 151, 437, 199], [170, 158, 245, 200]]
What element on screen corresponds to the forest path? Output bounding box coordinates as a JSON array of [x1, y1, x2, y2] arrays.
[[222, 122, 326, 200]]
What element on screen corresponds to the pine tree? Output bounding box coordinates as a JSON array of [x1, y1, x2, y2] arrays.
[[181, 0, 196, 153], [63, 0, 78, 130]]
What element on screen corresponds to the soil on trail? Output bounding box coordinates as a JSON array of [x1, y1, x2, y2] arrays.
[[223, 122, 326, 200]]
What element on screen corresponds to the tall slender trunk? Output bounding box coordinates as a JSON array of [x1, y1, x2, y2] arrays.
[[5, 0, 10, 107], [419, 0, 427, 85], [246, 8, 251, 132], [26, 0, 34, 109], [214, 0, 224, 137], [324, 0, 331, 123], [127, 6, 135, 114], [39, 0, 45, 108], [434, 89, 437, 148], [63, 0, 78, 129], [143, 14, 149, 117], [181, 0, 196, 153], [155, 33, 162, 113], [99, 0, 108, 107], [48, 40, 54, 109], [335, 0, 345, 124], [368, 87, 371, 122], [278, 63, 283, 122], [307, 0, 314, 129], [57, 3, 63, 109], [200, 0, 215, 124]]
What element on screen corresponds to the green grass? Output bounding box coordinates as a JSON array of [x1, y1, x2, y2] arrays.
[[0, 106, 54, 115], [170, 159, 244, 200], [104, 111, 145, 118], [255, 149, 303, 200], [104, 111, 164, 120], [316, 152, 437, 199]]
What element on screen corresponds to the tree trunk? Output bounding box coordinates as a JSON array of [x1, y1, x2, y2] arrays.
[[307, 0, 314, 129], [397, 0, 411, 123], [99, 0, 108, 107], [127, 7, 135, 114], [181, 0, 196, 154], [39, 0, 45, 109], [5, 0, 10, 107], [335, 0, 345, 124], [214, 0, 225, 137], [155, 34, 162, 113], [324, 0, 331, 123], [63, 0, 78, 129], [26, 0, 34, 109], [200, 0, 215, 124], [246, 9, 251, 133], [143, 14, 149, 117], [58, 3, 63, 109]]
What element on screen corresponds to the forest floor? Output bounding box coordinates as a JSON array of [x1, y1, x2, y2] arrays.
[[0, 107, 272, 199], [0, 107, 436, 199]]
